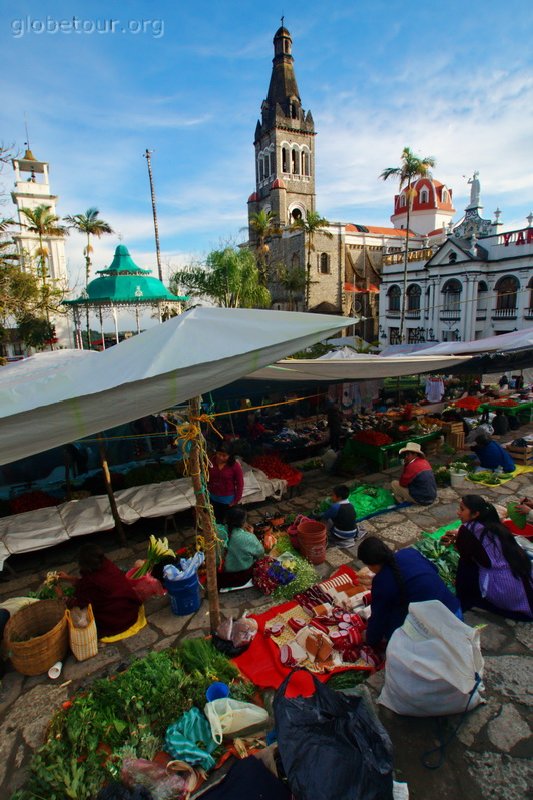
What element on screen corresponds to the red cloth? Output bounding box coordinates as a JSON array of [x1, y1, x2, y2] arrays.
[[208, 461, 244, 503], [232, 565, 372, 689], [74, 557, 141, 637], [399, 457, 432, 488], [503, 519, 533, 539]]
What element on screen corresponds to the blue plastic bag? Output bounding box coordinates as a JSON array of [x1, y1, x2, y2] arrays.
[[165, 707, 217, 770]]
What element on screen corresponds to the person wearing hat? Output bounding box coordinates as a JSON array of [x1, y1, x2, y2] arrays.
[[391, 442, 437, 506]]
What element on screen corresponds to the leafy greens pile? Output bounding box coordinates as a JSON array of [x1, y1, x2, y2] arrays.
[[414, 535, 460, 590], [12, 639, 254, 800]]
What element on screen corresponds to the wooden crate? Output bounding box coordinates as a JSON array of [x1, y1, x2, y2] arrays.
[[506, 445, 533, 465], [448, 431, 465, 451], [442, 421, 464, 435]]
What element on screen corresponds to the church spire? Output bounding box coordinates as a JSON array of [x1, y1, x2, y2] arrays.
[[264, 25, 302, 125]]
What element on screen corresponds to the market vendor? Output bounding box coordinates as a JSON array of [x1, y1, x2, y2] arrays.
[[207, 443, 244, 523], [391, 442, 437, 506], [358, 537, 461, 647], [470, 432, 515, 472], [326, 403, 344, 451], [58, 545, 141, 637], [490, 408, 510, 437], [218, 507, 264, 589], [245, 412, 273, 442], [441, 495, 533, 620]]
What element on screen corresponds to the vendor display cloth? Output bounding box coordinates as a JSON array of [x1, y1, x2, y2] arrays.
[[233, 566, 377, 689], [466, 464, 533, 487], [318, 484, 398, 521]]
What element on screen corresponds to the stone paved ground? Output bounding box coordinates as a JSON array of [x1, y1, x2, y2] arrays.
[[1, 430, 532, 799]]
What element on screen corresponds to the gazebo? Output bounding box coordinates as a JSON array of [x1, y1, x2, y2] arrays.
[[63, 245, 187, 348]]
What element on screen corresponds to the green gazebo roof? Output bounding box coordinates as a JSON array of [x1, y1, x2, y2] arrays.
[[63, 245, 187, 306]]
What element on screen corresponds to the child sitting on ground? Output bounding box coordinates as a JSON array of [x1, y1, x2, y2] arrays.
[[320, 485, 360, 548], [218, 506, 264, 589]]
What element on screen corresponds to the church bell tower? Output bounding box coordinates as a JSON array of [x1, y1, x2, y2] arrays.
[[248, 25, 316, 237]]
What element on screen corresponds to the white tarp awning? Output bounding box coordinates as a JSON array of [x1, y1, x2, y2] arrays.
[[0, 307, 350, 466], [244, 354, 471, 382], [413, 327, 533, 356]]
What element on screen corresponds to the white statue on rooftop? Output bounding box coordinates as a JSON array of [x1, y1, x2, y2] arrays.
[[467, 171, 480, 208]]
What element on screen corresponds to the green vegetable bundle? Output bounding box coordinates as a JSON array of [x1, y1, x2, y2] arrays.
[[271, 534, 319, 600], [415, 535, 460, 590]]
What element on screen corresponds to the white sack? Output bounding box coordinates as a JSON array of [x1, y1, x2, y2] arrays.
[[378, 600, 484, 716]]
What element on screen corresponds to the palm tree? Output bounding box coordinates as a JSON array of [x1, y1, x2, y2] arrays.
[[171, 247, 271, 309], [64, 208, 113, 350], [275, 262, 307, 310], [19, 205, 68, 288], [291, 210, 333, 308], [248, 209, 282, 286], [380, 147, 435, 342]]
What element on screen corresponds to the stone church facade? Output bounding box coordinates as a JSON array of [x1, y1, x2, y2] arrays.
[[245, 26, 430, 341]]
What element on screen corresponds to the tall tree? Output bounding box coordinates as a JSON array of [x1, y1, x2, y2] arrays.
[[275, 262, 307, 311], [248, 209, 281, 286], [380, 147, 435, 342], [171, 247, 271, 309], [291, 210, 332, 307], [64, 208, 114, 349], [19, 204, 68, 289]]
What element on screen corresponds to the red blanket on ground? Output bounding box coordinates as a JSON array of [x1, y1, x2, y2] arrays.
[[503, 519, 533, 539], [232, 565, 373, 689]]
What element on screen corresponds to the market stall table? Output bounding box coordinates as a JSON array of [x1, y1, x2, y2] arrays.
[[477, 400, 533, 424], [342, 430, 443, 472]]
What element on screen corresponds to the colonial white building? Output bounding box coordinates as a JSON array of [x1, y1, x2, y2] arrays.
[[378, 175, 533, 344], [10, 148, 72, 349]]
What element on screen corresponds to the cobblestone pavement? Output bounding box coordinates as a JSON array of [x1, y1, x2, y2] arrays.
[[1, 433, 532, 799]]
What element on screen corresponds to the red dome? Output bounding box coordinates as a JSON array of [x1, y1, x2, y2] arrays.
[[271, 178, 286, 190], [393, 177, 455, 215], [247, 192, 259, 203]]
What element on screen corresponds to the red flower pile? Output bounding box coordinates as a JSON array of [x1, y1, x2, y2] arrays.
[[251, 455, 303, 487], [354, 431, 393, 446]]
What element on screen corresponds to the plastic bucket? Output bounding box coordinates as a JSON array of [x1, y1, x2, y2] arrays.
[[450, 470, 468, 489], [206, 681, 230, 702], [297, 519, 327, 565], [164, 573, 201, 616]]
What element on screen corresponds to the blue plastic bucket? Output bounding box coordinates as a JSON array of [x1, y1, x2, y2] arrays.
[[206, 681, 230, 702], [164, 573, 201, 616]]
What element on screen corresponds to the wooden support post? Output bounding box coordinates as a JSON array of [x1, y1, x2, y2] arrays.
[[98, 441, 127, 547], [188, 396, 221, 632]]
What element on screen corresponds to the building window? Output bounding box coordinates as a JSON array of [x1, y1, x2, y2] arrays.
[[448, 251, 457, 263], [387, 284, 401, 311], [291, 253, 300, 269], [282, 147, 289, 173], [495, 275, 519, 310], [258, 157, 264, 182], [270, 151, 275, 175], [302, 150, 310, 176], [389, 327, 401, 344], [420, 189, 429, 204], [263, 153, 269, 179], [292, 148, 300, 175], [291, 207, 302, 222], [400, 194, 406, 207], [442, 189, 448, 203], [407, 284, 421, 311], [528, 277, 533, 310], [442, 278, 462, 311], [319, 253, 330, 274]]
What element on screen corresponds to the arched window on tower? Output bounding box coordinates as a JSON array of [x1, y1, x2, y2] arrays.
[[292, 148, 300, 175], [263, 153, 269, 179], [420, 189, 429, 204], [442, 278, 462, 312], [319, 253, 330, 274], [387, 285, 401, 312], [495, 275, 519, 311], [400, 194, 407, 208], [442, 189, 449, 203], [407, 284, 421, 312], [270, 151, 275, 176], [258, 157, 264, 182], [302, 150, 310, 176], [282, 147, 289, 174]]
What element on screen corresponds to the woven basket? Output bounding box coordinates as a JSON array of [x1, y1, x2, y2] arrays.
[[5, 599, 68, 676]]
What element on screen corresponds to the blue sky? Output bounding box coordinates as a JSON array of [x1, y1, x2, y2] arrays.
[[1, 0, 532, 291]]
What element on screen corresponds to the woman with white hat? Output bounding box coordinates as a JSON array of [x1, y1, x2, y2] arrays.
[[391, 442, 437, 506]]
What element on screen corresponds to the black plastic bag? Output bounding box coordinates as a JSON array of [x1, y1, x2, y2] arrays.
[[273, 669, 394, 800]]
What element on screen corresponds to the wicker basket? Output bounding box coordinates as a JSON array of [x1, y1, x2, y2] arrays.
[[5, 599, 68, 676]]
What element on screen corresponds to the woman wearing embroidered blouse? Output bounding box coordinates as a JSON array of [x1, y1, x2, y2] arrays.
[[442, 495, 533, 620]]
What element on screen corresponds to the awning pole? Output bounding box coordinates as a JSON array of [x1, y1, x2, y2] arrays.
[[98, 438, 126, 546]]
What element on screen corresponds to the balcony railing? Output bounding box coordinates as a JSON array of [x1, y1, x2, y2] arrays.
[[405, 309, 421, 319], [386, 309, 400, 318], [440, 309, 461, 321], [525, 308, 533, 320], [492, 307, 517, 319]]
